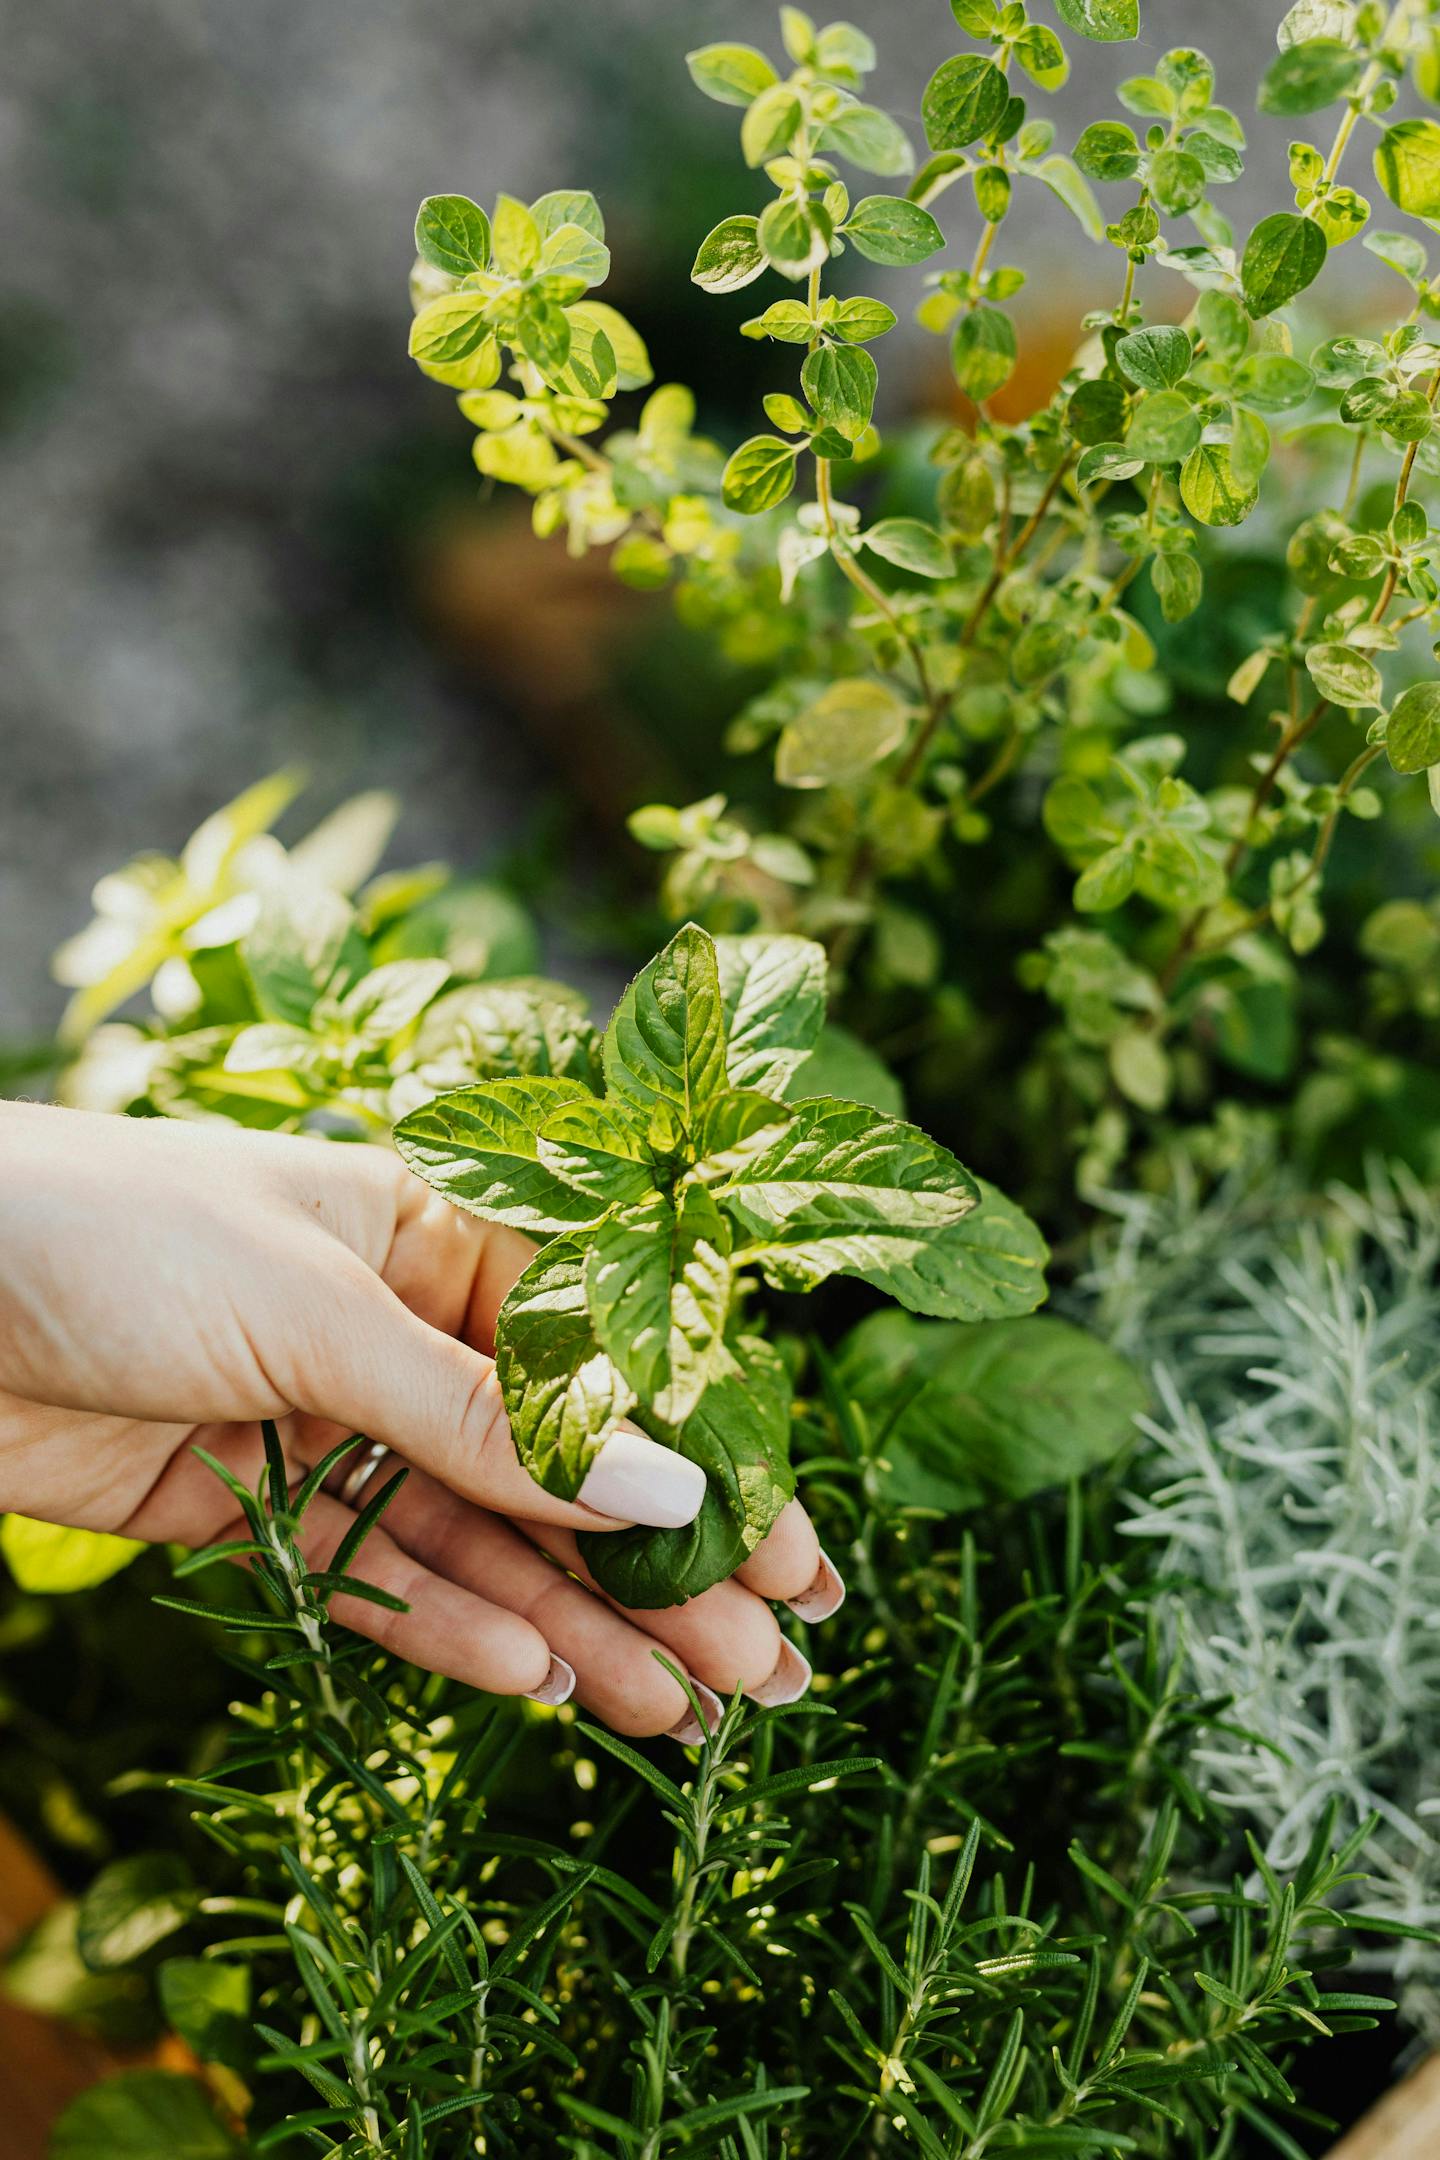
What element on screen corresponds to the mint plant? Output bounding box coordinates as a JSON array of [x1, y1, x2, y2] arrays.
[[393, 922, 1046, 1604], [407, 0, 1440, 1189]]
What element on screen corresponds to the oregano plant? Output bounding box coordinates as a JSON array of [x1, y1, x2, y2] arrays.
[[392, 922, 1046, 1606], [408, 0, 1440, 1192]]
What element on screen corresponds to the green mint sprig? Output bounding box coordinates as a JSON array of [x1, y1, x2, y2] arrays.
[[394, 924, 1047, 1604]]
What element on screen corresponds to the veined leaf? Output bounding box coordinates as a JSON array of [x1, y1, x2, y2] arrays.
[[1055, 0, 1139, 36], [580, 1334, 794, 1607], [495, 1237, 635, 1499], [585, 1186, 735, 1425], [603, 923, 727, 1131], [537, 1094, 657, 1209], [836, 1309, 1144, 1514], [393, 1076, 605, 1232], [714, 932, 827, 1093], [715, 1095, 983, 1310], [414, 194, 491, 277]]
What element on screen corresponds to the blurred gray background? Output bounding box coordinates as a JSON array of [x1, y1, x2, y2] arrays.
[[0, 2, 1337, 1037]]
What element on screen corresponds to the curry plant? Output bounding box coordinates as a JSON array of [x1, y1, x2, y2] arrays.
[[408, 0, 1440, 1186], [392, 923, 1046, 1605]]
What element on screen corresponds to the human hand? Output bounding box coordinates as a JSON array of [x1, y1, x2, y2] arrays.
[[0, 1103, 843, 1739]]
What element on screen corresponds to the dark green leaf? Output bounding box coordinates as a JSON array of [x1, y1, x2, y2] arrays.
[[1241, 212, 1327, 317], [843, 195, 945, 266], [922, 56, 1011, 152], [414, 194, 491, 277], [837, 1309, 1143, 1514], [580, 1335, 794, 1607]]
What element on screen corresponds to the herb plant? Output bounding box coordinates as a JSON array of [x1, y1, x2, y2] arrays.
[[391, 922, 1045, 1606], [1092, 1156, 1440, 2039], [36, 1402, 1409, 2158], [407, 0, 1440, 1192]]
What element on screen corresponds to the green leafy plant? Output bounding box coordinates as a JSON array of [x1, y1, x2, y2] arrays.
[[407, 0, 1440, 1194], [392, 921, 1046, 1605], [29, 1389, 1412, 2159]]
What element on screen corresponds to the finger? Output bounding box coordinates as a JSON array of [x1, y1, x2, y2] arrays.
[[519, 1523, 810, 1708], [278, 1240, 705, 1533], [733, 1499, 846, 1621], [223, 1490, 571, 1701], [346, 1460, 719, 1741]]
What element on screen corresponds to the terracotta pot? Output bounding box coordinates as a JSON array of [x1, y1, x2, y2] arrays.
[[0, 1816, 129, 2160], [1324, 2051, 1440, 2157]]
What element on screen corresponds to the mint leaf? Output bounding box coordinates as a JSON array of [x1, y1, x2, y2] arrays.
[[603, 923, 727, 1130], [579, 1335, 794, 1608], [536, 1094, 657, 1209], [906, 1177, 1050, 1320], [410, 980, 603, 1090], [697, 1087, 796, 1168], [586, 1187, 735, 1424], [715, 932, 827, 1093], [835, 1310, 1144, 1513], [393, 1077, 604, 1232], [715, 1095, 981, 1305], [495, 1236, 635, 1499]]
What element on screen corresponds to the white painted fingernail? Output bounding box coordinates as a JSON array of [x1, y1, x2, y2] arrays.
[[525, 1655, 576, 1707], [786, 1548, 846, 1624], [666, 1682, 725, 1747], [578, 1425, 707, 1529], [747, 1639, 812, 1708]]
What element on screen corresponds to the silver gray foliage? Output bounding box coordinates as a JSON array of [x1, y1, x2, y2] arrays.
[[1088, 1159, 1440, 2034]]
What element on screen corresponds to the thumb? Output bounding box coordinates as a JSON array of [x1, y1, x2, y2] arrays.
[[281, 1245, 706, 1533]]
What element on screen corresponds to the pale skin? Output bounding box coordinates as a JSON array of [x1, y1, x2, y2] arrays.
[[0, 1102, 844, 1743]]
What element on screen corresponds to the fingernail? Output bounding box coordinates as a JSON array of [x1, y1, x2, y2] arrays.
[[666, 1682, 725, 1747], [785, 1547, 846, 1624], [525, 1655, 576, 1707], [578, 1424, 707, 1529], [747, 1639, 811, 1708]]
